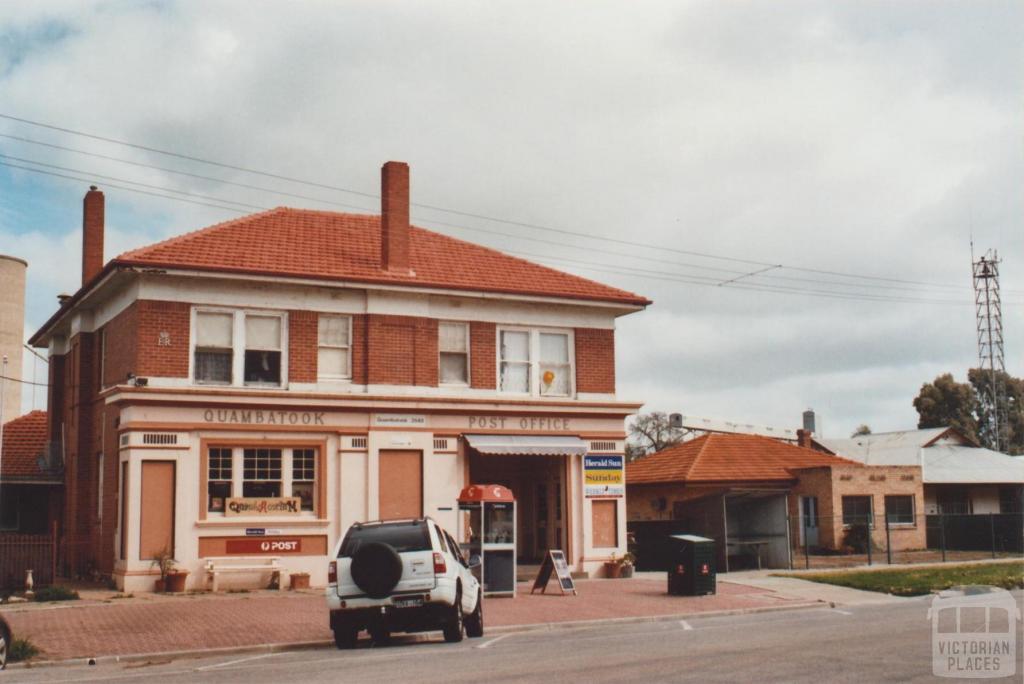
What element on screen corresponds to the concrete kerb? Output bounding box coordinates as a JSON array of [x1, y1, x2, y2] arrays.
[[5, 599, 827, 671]]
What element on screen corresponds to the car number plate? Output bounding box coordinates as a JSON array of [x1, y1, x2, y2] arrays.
[[393, 596, 423, 608]]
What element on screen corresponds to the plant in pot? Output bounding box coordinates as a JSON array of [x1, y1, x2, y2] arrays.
[[151, 548, 189, 593], [620, 552, 637, 579], [603, 553, 624, 579]]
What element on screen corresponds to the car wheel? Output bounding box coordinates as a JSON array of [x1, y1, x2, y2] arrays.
[[442, 590, 465, 643], [0, 617, 9, 670], [465, 592, 484, 638], [333, 623, 359, 650]]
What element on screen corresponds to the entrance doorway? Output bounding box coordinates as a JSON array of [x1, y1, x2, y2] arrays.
[[468, 452, 567, 563], [379, 450, 423, 520]]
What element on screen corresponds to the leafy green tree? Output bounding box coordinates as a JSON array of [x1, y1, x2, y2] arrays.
[[626, 412, 683, 461], [913, 370, 1023, 454]]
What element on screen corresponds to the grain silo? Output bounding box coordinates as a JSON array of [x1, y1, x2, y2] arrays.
[[0, 254, 27, 423]]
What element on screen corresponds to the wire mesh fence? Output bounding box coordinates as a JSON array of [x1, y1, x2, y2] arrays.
[[787, 512, 1022, 570]]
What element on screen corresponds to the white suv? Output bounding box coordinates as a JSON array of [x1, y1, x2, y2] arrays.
[[326, 518, 483, 647]]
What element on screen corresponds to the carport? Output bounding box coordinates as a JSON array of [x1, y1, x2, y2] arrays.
[[669, 489, 790, 571]]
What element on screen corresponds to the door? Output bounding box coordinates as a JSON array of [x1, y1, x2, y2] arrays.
[[800, 496, 819, 547], [379, 450, 423, 520], [139, 461, 176, 560]]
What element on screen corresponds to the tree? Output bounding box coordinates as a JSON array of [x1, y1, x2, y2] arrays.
[[913, 370, 1023, 455], [626, 412, 683, 461], [851, 424, 872, 437]]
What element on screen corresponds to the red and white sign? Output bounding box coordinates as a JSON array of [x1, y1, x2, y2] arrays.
[[225, 538, 304, 554]]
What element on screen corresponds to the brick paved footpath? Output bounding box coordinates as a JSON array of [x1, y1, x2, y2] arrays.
[[3, 579, 807, 661]]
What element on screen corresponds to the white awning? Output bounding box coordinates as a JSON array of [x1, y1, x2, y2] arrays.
[[464, 434, 588, 457]]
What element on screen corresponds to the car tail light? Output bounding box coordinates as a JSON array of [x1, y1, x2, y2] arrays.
[[328, 561, 337, 584], [433, 552, 447, 575]]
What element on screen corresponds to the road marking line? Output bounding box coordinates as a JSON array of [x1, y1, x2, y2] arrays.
[[679, 620, 694, 631], [196, 652, 281, 671], [476, 632, 520, 649], [832, 609, 853, 616]]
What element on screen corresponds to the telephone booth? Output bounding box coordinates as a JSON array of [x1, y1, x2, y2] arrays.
[[458, 484, 517, 597]]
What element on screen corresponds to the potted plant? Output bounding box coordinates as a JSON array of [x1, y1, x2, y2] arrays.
[[290, 572, 311, 590], [620, 552, 636, 578], [603, 553, 624, 579], [151, 548, 188, 592]]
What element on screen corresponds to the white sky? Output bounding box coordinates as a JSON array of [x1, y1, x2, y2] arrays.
[[0, 1, 1020, 438]]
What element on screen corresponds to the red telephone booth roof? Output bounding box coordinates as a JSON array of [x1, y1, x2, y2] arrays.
[[458, 484, 515, 502]]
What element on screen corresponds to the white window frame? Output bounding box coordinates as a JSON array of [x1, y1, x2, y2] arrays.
[[438, 321, 470, 387], [317, 314, 352, 382], [841, 494, 874, 529], [496, 327, 575, 398], [205, 446, 317, 518], [884, 494, 916, 527], [190, 307, 289, 388]]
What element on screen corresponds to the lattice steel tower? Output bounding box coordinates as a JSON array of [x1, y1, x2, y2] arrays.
[[972, 250, 1006, 451]]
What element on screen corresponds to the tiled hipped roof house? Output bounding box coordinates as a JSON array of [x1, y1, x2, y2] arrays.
[[31, 162, 649, 591]]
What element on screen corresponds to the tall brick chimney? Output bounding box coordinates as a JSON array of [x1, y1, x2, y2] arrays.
[[380, 161, 410, 272], [797, 429, 813, 449], [82, 185, 105, 285]]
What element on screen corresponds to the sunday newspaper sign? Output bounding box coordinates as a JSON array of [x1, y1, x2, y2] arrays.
[[584, 454, 624, 497]]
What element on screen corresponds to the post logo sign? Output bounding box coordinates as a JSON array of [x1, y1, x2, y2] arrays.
[[929, 586, 1020, 678], [584, 454, 624, 498]]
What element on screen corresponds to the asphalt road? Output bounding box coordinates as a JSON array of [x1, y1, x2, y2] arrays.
[[5, 595, 1022, 683]]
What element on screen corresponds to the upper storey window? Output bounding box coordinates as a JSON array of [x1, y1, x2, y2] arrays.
[[318, 315, 351, 381], [193, 308, 286, 387], [439, 321, 469, 385], [195, 311, 234, 384], [499, 328, 573, 397]]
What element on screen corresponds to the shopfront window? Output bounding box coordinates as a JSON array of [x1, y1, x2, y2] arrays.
[[292, 448, 316, 511], [207, 447, 232, 512], [243, 448, 282, 497], [206, 446, 320, 517]]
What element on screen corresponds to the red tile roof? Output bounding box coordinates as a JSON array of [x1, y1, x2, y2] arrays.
[[114, 208, 651, 306], [626, 433, 860, 485], [1, 410, 49, 481]]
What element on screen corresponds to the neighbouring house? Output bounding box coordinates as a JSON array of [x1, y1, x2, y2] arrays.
[[29, 163, 650, 592], [811, 427, 1024, 516], [0, 410, 61, 534], [811, 427, 1024, 554], [626, 432, 925, 571]]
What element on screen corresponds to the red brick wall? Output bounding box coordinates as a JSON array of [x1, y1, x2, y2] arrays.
[[135, 301, 190, 378], [103, 303, 138, 386], [575, 328, 615, 394], [470, 322, 496, 389], [288, 310, 317, 383], [366, 314, 438, 386], [351, 314, 368, 385]]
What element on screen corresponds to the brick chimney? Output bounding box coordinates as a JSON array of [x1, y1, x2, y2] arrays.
[[82, 185, 105, 285], [380, 161, 410, 272], [797, 429, 813, 449]]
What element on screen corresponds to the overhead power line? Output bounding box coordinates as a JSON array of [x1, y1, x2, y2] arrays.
[[0, 111, 1004, 295]]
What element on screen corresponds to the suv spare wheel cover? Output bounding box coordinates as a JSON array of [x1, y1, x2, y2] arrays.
[[351, 542, 404, 598]]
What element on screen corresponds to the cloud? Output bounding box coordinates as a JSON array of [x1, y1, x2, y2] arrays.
[[0, 1, 1019, 432]]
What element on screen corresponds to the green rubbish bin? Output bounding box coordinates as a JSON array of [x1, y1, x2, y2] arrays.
[[667, 534, 716, 596]]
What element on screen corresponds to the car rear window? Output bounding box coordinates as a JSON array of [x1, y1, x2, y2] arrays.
[[338, 522, 432, 557]]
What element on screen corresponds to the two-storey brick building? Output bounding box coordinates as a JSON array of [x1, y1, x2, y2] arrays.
[[30, 162, 649, 591]]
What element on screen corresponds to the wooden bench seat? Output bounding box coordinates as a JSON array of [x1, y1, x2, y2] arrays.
[[205, 557, 285, 591]]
